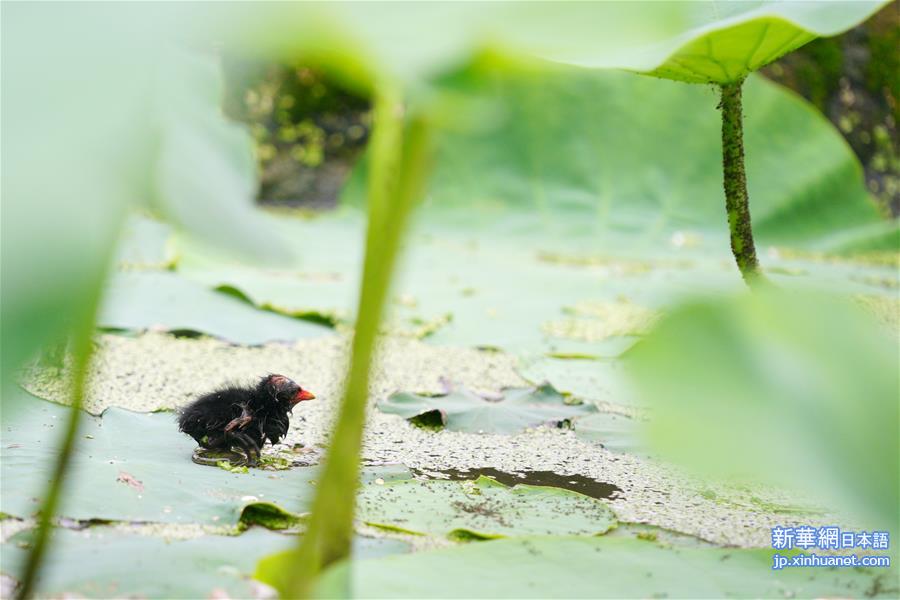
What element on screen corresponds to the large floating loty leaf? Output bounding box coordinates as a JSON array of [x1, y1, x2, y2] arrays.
[[626, 289, 899, 530], [99, 271, 332, 344], [310, 535, 895, 599], [0, 527, 408, 599], [178, 207, 896, 358], [0, 391, 411, 525], [357, 475, 617, 539], [378, 384, 596, 434], [181, 213, 702, 355], [518, 357, 638, 409], [572, 413, 647, 457]]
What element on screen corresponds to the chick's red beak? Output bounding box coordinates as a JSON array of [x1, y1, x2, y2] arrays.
[[292, 389, 316, 405]]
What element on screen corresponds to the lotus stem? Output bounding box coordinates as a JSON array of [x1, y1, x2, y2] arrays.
[[17, 325, 95, 599], [720, 78, 764, 285], [285, 87, 431, 598]]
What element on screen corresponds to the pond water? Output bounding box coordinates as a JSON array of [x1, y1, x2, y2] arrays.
[[415, 466, 625, 500]]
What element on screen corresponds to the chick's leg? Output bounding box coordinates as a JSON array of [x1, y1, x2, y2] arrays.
[[227, 431, 260, 466], [191, 433, 247, 467]]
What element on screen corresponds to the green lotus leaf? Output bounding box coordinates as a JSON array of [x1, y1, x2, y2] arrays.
[[572, 412, 646, 457], [209, 3, 890, 86], [422, 67, 891, 252], [518, 2, 888, 84], [378, 384, 596, 434], [99, 271, 332, 345], [0, 391, 411, 525], [356, 475, 617, 540], [310, 535, 894, 599], [518, 357, 637, 408], [0, 527, 408, 599]]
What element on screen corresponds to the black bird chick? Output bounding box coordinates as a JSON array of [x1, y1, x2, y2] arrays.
[[178, 374, 315, 466]]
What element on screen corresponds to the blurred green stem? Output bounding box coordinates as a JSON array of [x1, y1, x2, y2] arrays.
[[284, 86, 431, 598], [17, 322, 96, 599], [720, 79, 763, 285]]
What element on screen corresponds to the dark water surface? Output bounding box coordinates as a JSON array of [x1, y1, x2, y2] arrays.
[[415, 466, 624, 500]]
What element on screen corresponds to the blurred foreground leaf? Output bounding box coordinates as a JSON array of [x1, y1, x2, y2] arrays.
[[1, 3, 286, 399], [517, 1, 888, 84], [152, 46, 287, 263], [627, 289, 898, 529], [211, 2, 888, 86]]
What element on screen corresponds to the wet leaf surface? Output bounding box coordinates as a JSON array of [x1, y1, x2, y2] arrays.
[[312, 535, 895, 599], [0, 527, 408, 599], [99, 271, 332, 345], [378, 384, 596, 434], [357, 475, 617, 539], [571, 413, 647, 457], [517, 357, 636, 409], [0, 391, 411, 526]]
